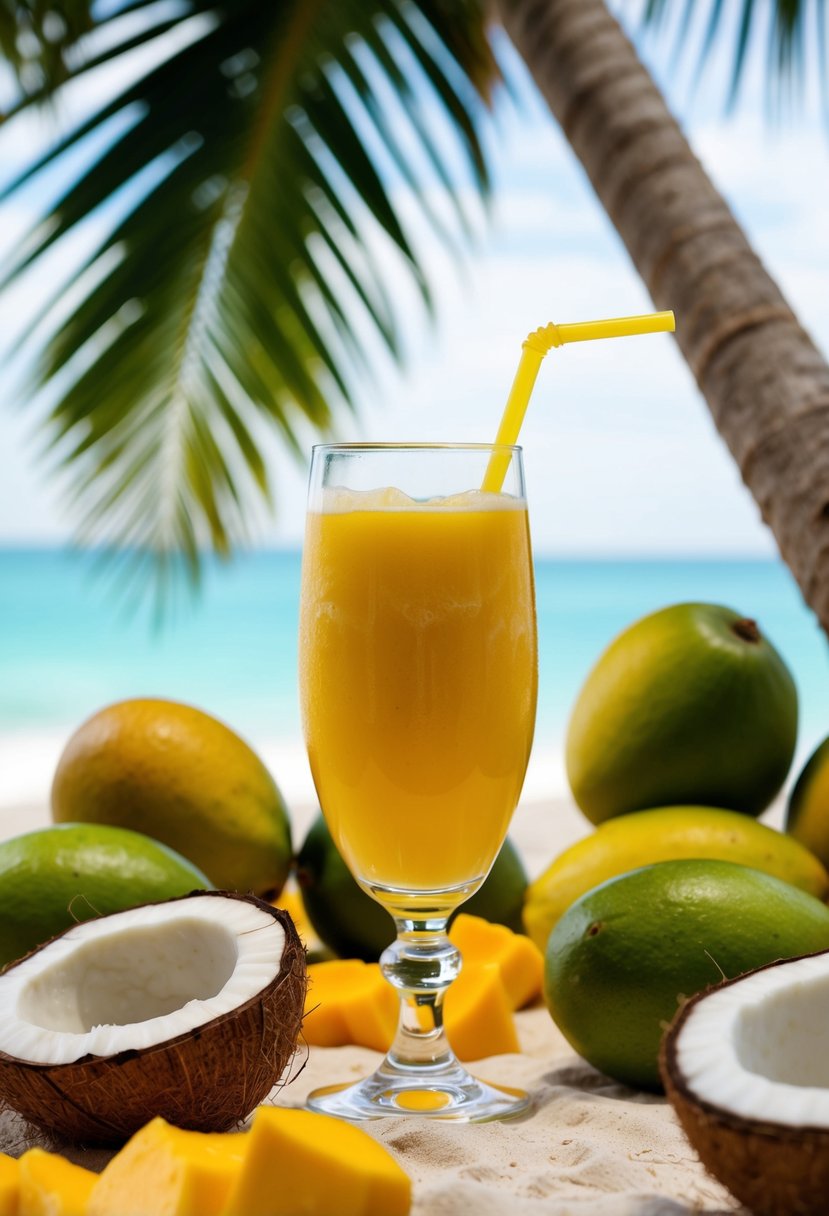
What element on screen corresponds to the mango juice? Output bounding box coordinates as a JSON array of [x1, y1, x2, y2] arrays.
[[299, 487, 537, 894]]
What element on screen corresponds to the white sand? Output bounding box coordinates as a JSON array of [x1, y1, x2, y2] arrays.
[[0, 788, 742, 1213]]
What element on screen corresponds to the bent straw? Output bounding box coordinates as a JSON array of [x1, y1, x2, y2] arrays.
[[481, 310, 676, 493]]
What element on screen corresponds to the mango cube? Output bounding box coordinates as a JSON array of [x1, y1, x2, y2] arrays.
[[303, 961, 397, 1051], [221, 1106, 410, 1216], [303, 960, 365, 1045], [18, 1148, 96, 1216], [450, 913, 543, 1009], [304, 934, 526, 1061], [0, 1154, 18, 1216], [444, 962, 520, 1060], [87, 1117, 246, 1216], [338, 967, 398, 1051]]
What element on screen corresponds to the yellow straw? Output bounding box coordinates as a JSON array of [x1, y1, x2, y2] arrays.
[[482, 310, 676, 493]]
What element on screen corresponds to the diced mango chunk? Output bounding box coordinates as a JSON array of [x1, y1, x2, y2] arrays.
[[303, 959, 372, 1045], [444, 962, 520, 1060], [450, 913, 543, 1009], [305, 945, 524, 1061], [304, 961, 397, 1051], [338, 969, 398, 1052], [0, 1154, 18, 1216], [221, 1107, 410, 1216], [18, 1148, 96, 1216], [87, 1117, 246, 1216]]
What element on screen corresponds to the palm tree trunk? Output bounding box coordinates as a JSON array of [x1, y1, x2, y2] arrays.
[[495, 0, 829, 636]]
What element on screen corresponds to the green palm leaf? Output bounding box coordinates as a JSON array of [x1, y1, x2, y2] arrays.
[[640, 0, 817, 112], [2, 0, 818, 605], [0, 0, 497, 595]]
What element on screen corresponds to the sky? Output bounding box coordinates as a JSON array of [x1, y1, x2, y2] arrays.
[[0, 2, 828, 556]]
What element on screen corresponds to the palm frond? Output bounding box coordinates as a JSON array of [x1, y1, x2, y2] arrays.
[[0, 1, 94, 94], [0, 0, 497, 599], [638, 0, 820, 114]]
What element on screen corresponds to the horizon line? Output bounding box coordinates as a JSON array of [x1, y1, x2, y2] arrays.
[[0, 541, 782, 563]]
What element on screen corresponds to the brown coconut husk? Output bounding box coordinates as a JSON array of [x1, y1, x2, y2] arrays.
[[0, 891, 307, 1145], [661, 957, 829, 1216]]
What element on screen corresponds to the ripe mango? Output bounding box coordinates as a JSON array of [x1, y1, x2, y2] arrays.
[[524, 805, 828, 952], [545, 859, 829, 1090], [52, 699, 291, 898], [566, 603, 798, 823], [786, 735, 829, 868]]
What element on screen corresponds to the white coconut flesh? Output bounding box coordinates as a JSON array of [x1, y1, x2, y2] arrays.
[[0, 895, 285, 1066], [675, 952, 829, 1127]]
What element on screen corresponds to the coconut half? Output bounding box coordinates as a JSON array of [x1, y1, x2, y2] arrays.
[[661, 948, 829, 1216], [0, 891, 306, 1144]]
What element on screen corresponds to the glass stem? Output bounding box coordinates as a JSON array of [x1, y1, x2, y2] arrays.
[[379, 917, 461, 1072]]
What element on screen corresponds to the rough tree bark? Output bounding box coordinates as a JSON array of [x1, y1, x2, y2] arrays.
[[496, 0, 829, 637]]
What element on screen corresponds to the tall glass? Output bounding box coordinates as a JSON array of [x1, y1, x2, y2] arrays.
[[299, 444, 537, 1121]]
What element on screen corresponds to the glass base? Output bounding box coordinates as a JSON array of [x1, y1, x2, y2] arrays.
[[307, 1057, 530, 1123]]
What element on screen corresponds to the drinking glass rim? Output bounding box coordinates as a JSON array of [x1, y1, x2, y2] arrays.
[[311, 442, 522, 454]]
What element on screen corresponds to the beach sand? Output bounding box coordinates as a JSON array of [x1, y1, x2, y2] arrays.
[[0, 788, 743, 1213]]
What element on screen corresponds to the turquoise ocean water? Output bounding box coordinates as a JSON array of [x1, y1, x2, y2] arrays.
[[1, 549, 827, 768]]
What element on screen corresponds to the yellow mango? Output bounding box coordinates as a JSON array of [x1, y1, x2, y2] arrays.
[[18, 1148, 96, 1216], [304, 961, 397, 1051], [444, 962, 520, 1060], [450, 913, 543, 1009], [0, 1154, 19, 1216], [88, 1117, 246, 1216], [221, 1106, 410, 1216], [524, 805, 829, 952]]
